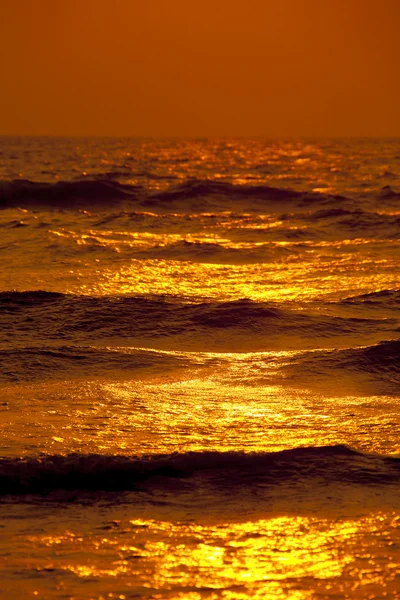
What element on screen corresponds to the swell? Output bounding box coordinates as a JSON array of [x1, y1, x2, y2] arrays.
[[0, 178, 142, 210], [0, 293, 397, 352], [0, 177, 350, 212], [1, 446, 399, 495]]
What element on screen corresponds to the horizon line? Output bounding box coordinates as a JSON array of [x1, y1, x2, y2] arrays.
[[1, 133, 400, 140]]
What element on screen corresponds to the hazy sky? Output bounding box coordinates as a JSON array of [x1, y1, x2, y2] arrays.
[[1, 0, 399, 136]]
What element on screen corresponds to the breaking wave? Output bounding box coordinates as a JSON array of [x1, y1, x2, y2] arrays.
[[1, 445, 399, 495]]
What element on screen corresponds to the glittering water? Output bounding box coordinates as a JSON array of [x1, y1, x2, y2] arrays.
[[0, 137, 399, 599]]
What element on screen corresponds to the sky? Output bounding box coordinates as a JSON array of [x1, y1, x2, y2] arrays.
[[1, 0, 399, 137]]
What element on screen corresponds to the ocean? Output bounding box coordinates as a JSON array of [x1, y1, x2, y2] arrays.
[[0, 136, 399, 599]]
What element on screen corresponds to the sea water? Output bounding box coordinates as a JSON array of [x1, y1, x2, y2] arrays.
[[0, 137, 399, 599]]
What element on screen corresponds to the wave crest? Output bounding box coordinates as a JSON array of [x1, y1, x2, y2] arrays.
[[0, 177, 347, 212], [1, 445, 398, 495], [0, 178, 141, 209]]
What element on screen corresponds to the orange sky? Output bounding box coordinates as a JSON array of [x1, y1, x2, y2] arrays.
[[1, 0, 399, 136]]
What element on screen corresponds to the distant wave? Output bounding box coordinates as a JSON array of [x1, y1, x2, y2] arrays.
[[146, 180, 398, 210], [0, 177, 348, 212], [147, 179, 305, 202], [291, 207, 400, 236], [378, 184, 400, 198], [0, 178, 142, 210], [1, 445, 398, 495], [1, 177, 398, 216], [342, 289, 400, 307]]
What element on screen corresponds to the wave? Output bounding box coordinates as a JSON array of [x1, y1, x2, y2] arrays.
[[299, 207, 400, 227], [341, 339, 400, 373], [342, 289, 400, 307], [378, 185, 400, 199], [138, 179, 349, 213], [293, 338, 400, 373], [0, 293, 396, 353], [0, 177, 349, 212], [0, 290, 64, 308], [0, 344, 201, 383], [148, 179, 304, 202], [285, 339, 400, 394], [1, 445, 398, 495], [0, 178, 142, 210]]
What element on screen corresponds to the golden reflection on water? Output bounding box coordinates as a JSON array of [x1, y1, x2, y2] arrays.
[[75, 254, 399, 302], [5, 204, 399, 300], [2, 141, 400, 600], [34, 208, 398, 301], [140, 517, 351, 586], [21, 513, 400, 599], [3, 376, 399, 458]]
